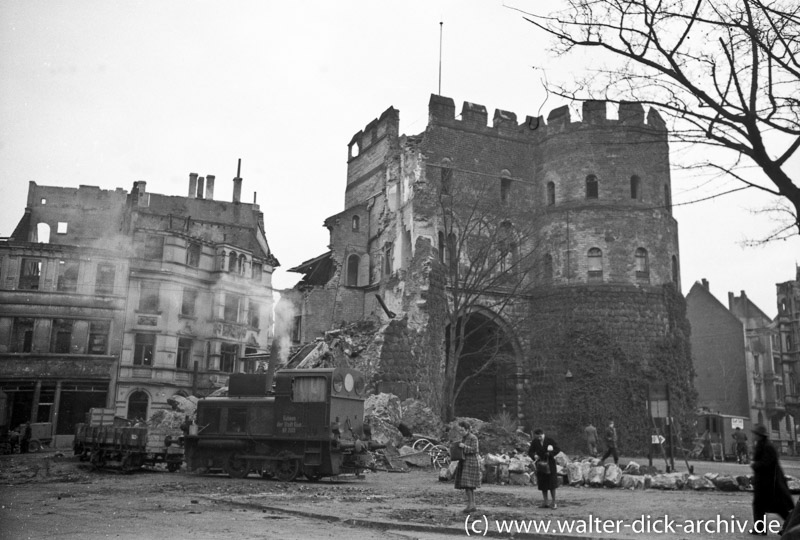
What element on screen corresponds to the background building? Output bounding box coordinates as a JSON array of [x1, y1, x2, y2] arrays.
[[0, 174, 277, 446]]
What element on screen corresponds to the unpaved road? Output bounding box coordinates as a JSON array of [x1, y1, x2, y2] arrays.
[[2, 450, 797, 540]]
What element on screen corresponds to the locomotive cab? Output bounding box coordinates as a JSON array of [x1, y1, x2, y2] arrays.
[[185, 367, 379, 481]]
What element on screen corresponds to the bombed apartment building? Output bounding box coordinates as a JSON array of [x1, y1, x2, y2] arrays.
[[0, 173, 277, 446], [287, 94, 695, 452]]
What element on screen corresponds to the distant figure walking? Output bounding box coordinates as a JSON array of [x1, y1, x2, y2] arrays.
[[20, 422, 32, 454], [584, 422, 598, 457], [600, 420, 619, 465], [529, 429, 561, 509], [750, 424, 792, 535], [453, 421, 479, 514], [732, 427, 748, 464]]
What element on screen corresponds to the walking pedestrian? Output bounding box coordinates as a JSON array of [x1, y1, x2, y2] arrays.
[[599, 420, 619, 465], [732, 426, 748, 464], [453, 421, 479, 514], [584, 422, 598, 457], [20, 422, 31, 454], [750, 424, 793, 535], [529, 429, 560, 509]]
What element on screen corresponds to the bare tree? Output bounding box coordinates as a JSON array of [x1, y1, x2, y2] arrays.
[[518, 0, 800, 238], [436, 169, 542, 421]]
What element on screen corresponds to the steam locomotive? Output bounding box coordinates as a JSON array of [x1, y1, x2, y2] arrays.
[[184, 367, 381, 481]]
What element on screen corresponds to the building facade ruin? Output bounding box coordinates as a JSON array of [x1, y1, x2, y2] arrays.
[[287, 94, 695, 451], [0, 174, 277, 446]]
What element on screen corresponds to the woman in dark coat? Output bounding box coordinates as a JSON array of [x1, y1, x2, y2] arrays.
[[453, 421, 480, 513], [529, 428, 560, 509], [750, 424, 793, 535]]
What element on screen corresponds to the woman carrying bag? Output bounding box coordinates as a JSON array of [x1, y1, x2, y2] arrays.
[[453, 421, 480, 513], [529, 428, 561, 509]]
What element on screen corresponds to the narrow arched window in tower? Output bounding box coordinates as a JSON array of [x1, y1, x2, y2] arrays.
[[546, 182, 555, 206], [635, 248, 649, 278], [671, 255, 679, 284], [238, 254, 246, 275], [587, 248, 603, 281], [351, 215, 360, 231], [346, 254, 360, 286], [665, 184, 672, 212], [586, 175, 599, 199], [500, 176, 512, 204], [630, 175, 641, 200], [228, 251, 237, 272], [543, 254, 553, 281]]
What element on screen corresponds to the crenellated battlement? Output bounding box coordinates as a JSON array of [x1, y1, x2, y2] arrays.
[[348, 106, 399, 160], [427, 94, 667, 138]]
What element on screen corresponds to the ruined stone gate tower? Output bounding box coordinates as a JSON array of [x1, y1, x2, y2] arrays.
[[287, 94, 694, 452]]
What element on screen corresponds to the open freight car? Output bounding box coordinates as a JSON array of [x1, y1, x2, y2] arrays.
[[73, 408, 184, 472], [184, 367, 381, 481]]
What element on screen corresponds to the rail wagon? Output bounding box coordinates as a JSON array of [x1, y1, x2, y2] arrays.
[[73, 422, 184, 472], [184, 367, 381, 481]]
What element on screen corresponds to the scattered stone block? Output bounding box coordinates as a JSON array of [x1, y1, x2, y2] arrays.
[[603, 464, 623, 487], [509, 472, 530, 486], [686, 475, 716, 490], [588, 466, 605, 487]]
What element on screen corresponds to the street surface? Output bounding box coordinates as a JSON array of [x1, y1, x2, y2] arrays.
[[2, 450, 800, 539]]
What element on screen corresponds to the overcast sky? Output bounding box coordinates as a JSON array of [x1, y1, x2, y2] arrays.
[[1, 0, 797, 317]]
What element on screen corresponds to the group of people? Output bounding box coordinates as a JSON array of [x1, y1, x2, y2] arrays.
[[452, 420, 619, 513], [453, 418, 800, 537]]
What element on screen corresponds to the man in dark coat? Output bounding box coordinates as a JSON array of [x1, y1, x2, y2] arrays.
[[600, 420, 619, 465], [529, 429, 561, 509], [750, 424, 793, 535]]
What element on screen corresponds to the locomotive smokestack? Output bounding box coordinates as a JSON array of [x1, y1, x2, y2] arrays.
[[265, 338, 280, 393]]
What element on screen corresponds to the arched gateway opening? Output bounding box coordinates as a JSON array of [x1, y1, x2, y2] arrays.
[[448, 311, 519, 420]]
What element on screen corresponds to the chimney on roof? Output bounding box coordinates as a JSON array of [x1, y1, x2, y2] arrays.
[[189, 173, 198, 199], [206, 175, 215, 200], [197, 177, 205, 199], [728, 292, 735, 309], [135, 181, 148, 207], [701, 278, 709, 290], [233, 158, 243, 204]]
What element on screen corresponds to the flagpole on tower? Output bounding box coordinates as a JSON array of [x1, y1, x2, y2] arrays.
[[438, 21, 443, 95]]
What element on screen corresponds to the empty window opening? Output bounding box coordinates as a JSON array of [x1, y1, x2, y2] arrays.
[[36, 223, 51, 243], [635, 248, 649, 277], [186, 242, 201, 267], [95, 264, 115, 295], [441, 167, 453, 195], [248, 300, 260, 329], [586, 175, 599, 199], [50, 319, 74, 354], [383, 243, 394, 275], [588, 248, 603, 280], [19, 258, 42, 290], [143, 235, 164, 260], [134, 334, 155, 366], [220, 342, 238, 373], [181, 288, 197, 317], [238, 254, 246, 275], [41, 198, 47, 205], [11, 318, 34, 353], [57, 260, 79, 292], [349, 141, 360, 159], [138, 281, 160, 313], [88, 321, 110, 355], [224, 294, 242, 323], [500, 177, 512, 204], [57, 222, 68, 234], [228, 251, 237, 272], [127, 391, 148, 421], [546, 182, 555, 206], [352, 215, 360, 231], [252, 262, 263, 281], [630, 175, 641, 200], [671, 255, 679, 284], [347, 254, 360, 286], [177, 338, 193, 370], [665, 184, 672, 212]]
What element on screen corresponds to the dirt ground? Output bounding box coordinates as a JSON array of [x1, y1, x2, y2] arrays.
[[1, 450, 797, 539]]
